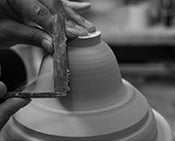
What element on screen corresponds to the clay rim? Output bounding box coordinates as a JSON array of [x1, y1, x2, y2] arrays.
[[79, 31, 101, 39], [68, 31, 101, 47]]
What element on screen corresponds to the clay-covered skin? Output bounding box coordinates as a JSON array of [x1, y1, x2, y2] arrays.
[[0, 82, 7, 95]]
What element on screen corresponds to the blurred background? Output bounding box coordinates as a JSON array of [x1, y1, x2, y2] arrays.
[[74, 0, 175, 131]]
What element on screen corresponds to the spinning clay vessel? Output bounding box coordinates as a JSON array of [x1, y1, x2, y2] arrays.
[[1, 31, 174, 141]]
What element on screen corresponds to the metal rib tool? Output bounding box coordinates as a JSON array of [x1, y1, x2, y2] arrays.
[[2, 91, 68, 99]]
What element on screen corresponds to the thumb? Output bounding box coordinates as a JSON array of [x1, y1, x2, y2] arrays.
[[0, 82, 7, 97], [0, 82, 31, 130], [0, 98, 31, 130], [0, 81, 7, 104], [0, 20, 53, 53]]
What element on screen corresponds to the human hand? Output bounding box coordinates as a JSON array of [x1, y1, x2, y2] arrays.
[[0, 0, 95, 52], [0, 82, 31, 130]]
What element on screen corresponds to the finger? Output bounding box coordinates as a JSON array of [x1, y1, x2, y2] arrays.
[[66, 27, 81, 38], [1, 98, 31, 116], [0, 20, 53, 53], [64, 6, 96, 33], [0, 98, 31, 130], [66, 27, 88, 38], [0, 82, 7, 104], [0, 82, 7, 98], [66, 20, 88, 38], [62, 0, 91, 13], [8, 0, 54, 33]]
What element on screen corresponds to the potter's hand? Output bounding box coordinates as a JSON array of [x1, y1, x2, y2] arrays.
[[62, 0, 96, 38], [0, 0, 95, 52], [0, 82, 31, 130]]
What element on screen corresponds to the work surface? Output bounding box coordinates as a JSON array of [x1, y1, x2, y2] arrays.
[[122, 71, 175, 132]]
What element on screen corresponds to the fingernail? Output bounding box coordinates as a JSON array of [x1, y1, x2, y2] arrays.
[[27, 99, 32, 104], [79, 2, 91, 9], [42, 39, 53, 53], [82, 2, 91, 7], [0, 82, 7, 96], [22, 98, 32, 106], [79, 29, 88, 36], [19, 99, 32, 109], [84, 20, 96, 33], [75, 25, 89, 36], [66, 28, 79, 38]]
